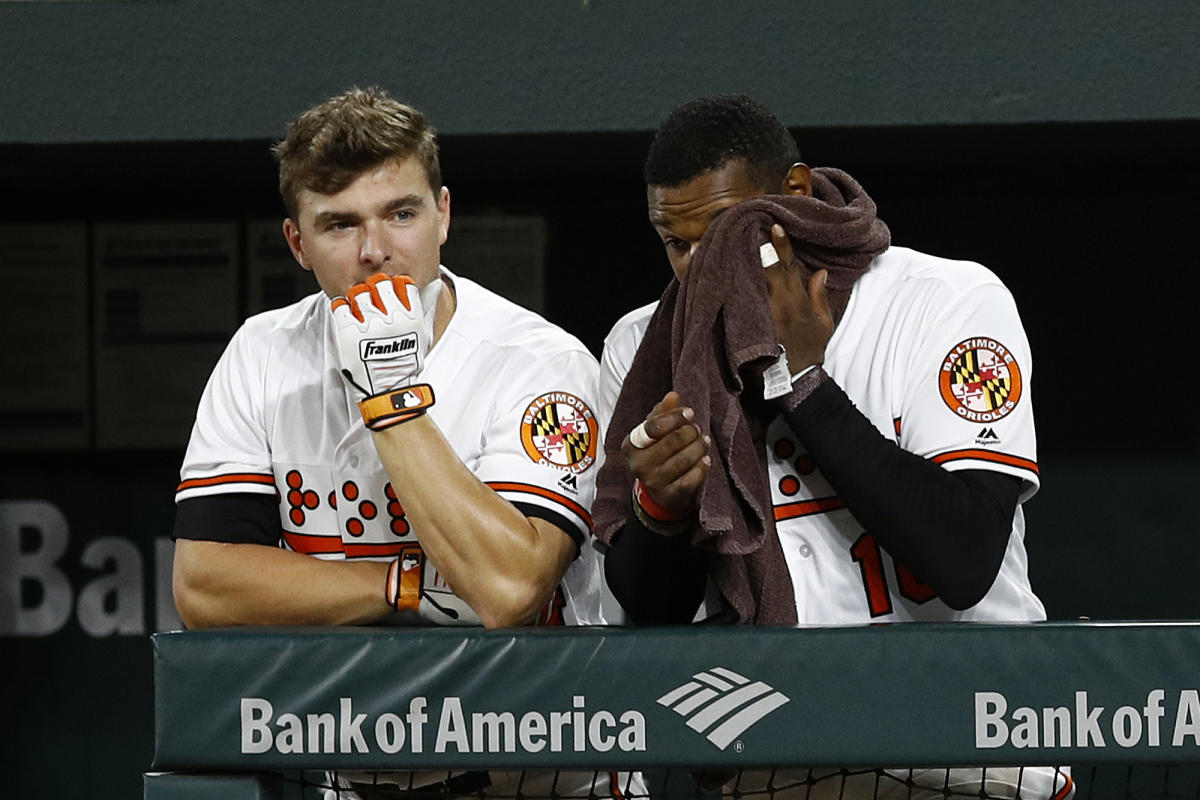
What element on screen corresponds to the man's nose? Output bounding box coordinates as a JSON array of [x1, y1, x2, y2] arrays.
[[359, 223, 389, 265]]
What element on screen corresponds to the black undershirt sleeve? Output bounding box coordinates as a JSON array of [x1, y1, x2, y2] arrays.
[[173, 493, 281, 547], [175, 493, 582, 559], [781, 378, 1021, 610], [603, 511, 707, 626]]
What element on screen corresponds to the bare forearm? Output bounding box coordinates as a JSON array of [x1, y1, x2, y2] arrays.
[[370, 415, 574, 628], [172, 539, 392, 628]]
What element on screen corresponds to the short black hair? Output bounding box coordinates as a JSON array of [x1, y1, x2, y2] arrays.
[[643, 94, 800, 191]]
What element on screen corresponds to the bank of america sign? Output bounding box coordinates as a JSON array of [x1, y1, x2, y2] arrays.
[[657, 667, 790, 750]]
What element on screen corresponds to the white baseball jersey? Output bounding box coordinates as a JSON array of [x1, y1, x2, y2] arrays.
[[178, 268, 606, 627], [599, 246, 1047, 625]]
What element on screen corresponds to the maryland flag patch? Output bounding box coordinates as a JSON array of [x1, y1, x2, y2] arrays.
[[939, 337, 1023, 423], [520, 392, 599, 474]]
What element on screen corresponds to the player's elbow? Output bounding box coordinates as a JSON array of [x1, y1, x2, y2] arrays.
[[475, 580, 556, 630], [172, 565, 210, 628], [937, 576, 994, 611], [172, 563, 218, 629], [924, 546, 1005, 611], [171, 540, 230, 628]]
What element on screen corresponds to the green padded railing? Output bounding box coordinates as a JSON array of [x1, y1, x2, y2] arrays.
[[151, 622, 1200, 773]]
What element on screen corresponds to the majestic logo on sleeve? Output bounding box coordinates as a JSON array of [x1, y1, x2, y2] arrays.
[[520, 392, 599, 474], [939, 337, 1023, 422]]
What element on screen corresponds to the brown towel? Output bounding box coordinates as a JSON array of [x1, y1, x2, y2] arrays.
[[593, 167, 890, 625]]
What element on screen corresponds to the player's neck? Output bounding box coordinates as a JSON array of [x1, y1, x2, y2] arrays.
[[431, 274, 457, 346]]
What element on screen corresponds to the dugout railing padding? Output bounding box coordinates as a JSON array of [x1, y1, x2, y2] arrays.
[[146, 622, 1200, 796]]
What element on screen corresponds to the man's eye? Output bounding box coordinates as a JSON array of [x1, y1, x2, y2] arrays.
[[665, 239, 689, 253], [329, 220, 354, 231], [393, 210, 415, 221]]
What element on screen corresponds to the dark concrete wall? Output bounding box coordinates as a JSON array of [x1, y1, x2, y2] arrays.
[[2, 1, 1199, 144]]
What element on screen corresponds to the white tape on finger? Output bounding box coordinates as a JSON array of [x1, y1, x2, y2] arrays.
[[628, 421, 654, 449], [760, 241, 780, 269]]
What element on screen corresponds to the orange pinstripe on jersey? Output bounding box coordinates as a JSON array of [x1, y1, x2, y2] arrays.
[[931, 448, 1039, 474], [176, 473, 275, 492], [774, 496, 845, 521], [607, 771, 625, 800], [342, 542, 411, 558], [282, 530, 342, 555], [1051, 774, 1075, 799]]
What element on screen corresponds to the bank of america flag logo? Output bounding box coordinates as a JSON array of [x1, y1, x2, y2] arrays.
[[657, 667, 790, 750]]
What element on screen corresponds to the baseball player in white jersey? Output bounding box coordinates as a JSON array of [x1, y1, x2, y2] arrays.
[[599, 247, 1046, 625], [594, 95, 1072, 800], [171, 87, 632, 800]]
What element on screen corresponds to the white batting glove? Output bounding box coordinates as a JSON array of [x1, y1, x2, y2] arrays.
[[331, 273, 440, 397]]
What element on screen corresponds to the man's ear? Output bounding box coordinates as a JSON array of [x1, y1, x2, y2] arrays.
[[437, 186, 451, 246], [282, 218, 311, 271], [781, 163, 813, 197]]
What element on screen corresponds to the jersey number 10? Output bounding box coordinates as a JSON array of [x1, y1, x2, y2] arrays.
[[850, 533, 936, 617]]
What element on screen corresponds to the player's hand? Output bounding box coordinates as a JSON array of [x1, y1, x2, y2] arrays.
[[330, 273, 436, 397], [622, 391, 711, 518], [763, 223, 833, 376]]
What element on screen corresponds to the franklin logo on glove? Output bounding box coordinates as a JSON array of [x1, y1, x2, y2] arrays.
[[332, 272, 441, 430], [362, 336, 418, 359], [359, 335, 420, 394]]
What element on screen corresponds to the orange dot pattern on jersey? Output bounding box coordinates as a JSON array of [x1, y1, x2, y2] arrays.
[[384, 483, 410, 536], [773, 437, 818, 484], [290, 480, 415, 540], [341, 481, 364, 537], [284, 469, 319, 526]]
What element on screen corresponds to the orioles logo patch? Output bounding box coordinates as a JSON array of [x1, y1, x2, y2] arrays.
[[939, 337, 1023, 423], [520, 392, 599, 474]]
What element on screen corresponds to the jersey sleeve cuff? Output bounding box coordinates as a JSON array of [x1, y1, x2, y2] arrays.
[[510, 503, 586, 553], [485, 481, 591, 533], [176, 471, 277, 502], [486, 480, 590, 550], [173, 493, 282, 547], [932, 449, 1040, 498]]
